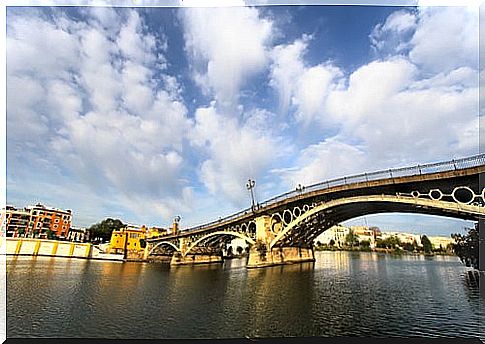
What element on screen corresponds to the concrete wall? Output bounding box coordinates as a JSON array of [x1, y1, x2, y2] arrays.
[[2, 238, 91, 259]]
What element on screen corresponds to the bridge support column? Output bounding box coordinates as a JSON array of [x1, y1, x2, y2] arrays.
[[247, 215, 315, 268]]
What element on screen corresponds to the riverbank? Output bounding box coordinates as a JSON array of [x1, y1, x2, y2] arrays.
[[1, 237, 124, 261], [314, 246, 455, 256]]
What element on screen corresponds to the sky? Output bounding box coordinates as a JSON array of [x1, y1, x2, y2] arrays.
[[4, 1, 481, 236]]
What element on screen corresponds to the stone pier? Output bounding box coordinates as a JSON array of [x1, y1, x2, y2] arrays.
[[170, 252, 223, 266], [246, 215, 315, 268]]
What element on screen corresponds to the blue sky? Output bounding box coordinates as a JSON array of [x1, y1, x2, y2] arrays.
[[5, 3, 480, 236]]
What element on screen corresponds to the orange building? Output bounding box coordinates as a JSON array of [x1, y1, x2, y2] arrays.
[[1, 203, 72, 239]]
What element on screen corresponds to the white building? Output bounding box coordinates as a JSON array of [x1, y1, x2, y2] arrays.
[[314, 225, 350, 247]]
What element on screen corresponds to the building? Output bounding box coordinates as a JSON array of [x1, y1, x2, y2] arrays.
[[1, 203, 72, 239], [380, 231, 422, 247], [108, 225, 147, 254], [147, 226, 169, 239], [67, 226, 89, 243], [349, 226, 380, 248], [428, 236, 455, 250], [314, 225, 350, 247], [1, 206, 31, 237]]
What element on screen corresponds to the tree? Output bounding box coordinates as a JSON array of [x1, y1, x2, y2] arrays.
[[46, 229, 56, 240], [345, 229, 359, 248], [421, 235, 433, 254], [402, 242, 414, 252], [360, 240, 371, 251], [236, 246, 244, 255], [452, 223, 479, 270], [226, 246, 234, 257], [88, 218, 124, 243], [329, 239, 335, 247]]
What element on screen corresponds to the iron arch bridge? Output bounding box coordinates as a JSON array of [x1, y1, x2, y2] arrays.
[[145, 154, 485, 267]]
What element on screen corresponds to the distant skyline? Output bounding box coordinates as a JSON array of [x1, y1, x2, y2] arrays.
[[6, 3, 479, 236]]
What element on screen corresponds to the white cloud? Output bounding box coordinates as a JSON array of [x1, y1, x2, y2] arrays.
[[277, 7, 479, 187], [182, 6, 273, 109], [409, 7, 478, 74], [190, 104, 284, 206], [269, 35, 342, 127], [269, 36, 308, 115], [370, 9, 417, 54], [275, 139, 367, 188], [7, 8, 193, 225]]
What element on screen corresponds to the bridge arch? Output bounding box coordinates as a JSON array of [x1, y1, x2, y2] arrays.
[[147, 241, 180, 256], [184, 231, 256, 257], [269, 195, 485, 249]]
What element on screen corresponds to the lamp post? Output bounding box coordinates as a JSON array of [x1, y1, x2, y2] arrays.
[[246, 179, 256, 212]]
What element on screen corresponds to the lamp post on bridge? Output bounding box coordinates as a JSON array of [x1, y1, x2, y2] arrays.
[[246, 178, 256, 212]]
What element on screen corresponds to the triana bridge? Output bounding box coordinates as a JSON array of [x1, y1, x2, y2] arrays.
[[145, 154, 485, 268]]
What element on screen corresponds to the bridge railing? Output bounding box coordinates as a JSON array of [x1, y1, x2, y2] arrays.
[[181, 154, 485, 234]]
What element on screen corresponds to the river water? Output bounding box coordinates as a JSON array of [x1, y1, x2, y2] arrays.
[[5, 251, 484, 339]]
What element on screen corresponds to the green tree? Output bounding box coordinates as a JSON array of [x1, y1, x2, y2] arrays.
[[88, 218, 124, 243], [345, 229, 359, 248], [46, 229, 56, 240], [452, 223, 479, 270], [360, 239, 371, 251], [329, 239, 335, 247], [421, 235, 433, 254], [17, 228, 25, 237], [402, 242, 414, 252]]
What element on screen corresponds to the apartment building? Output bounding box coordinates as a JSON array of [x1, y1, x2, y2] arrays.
[[1, 203, 72, 239]]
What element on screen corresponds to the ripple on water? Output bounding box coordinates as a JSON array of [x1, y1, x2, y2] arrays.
[[6, 253, 483, 339]]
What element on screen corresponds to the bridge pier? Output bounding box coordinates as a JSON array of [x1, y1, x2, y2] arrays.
[[170, 252, 223, 266], [246, 215, 315, 268], [247, 245, 315, 268]]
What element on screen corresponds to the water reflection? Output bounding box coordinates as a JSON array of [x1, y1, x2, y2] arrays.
[[6, 253, 484, 339]]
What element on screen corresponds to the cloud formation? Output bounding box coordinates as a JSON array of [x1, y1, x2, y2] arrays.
[[273, 6, 479, 187], [7, 8, 192, 224], [6, 5, 479, 234]]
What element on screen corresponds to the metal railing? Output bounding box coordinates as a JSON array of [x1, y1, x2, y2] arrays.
[[181, 153, 485, 234]]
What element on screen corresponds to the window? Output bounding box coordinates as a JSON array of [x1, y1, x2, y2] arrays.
[[55, 219, 59, 223], [53, 225, 58, 228]]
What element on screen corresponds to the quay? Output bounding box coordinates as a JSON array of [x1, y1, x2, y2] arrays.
[[1, 237, 124, 261]]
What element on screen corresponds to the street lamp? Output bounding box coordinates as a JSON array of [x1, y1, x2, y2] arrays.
[[246, 178, 256, 211]]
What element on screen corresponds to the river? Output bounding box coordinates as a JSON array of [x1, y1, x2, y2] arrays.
[[5, 251, 483, 339]]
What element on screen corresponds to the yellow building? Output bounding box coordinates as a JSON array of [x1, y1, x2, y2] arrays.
[[108, 225, 146, 254], [147, 226, 168, 239]]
